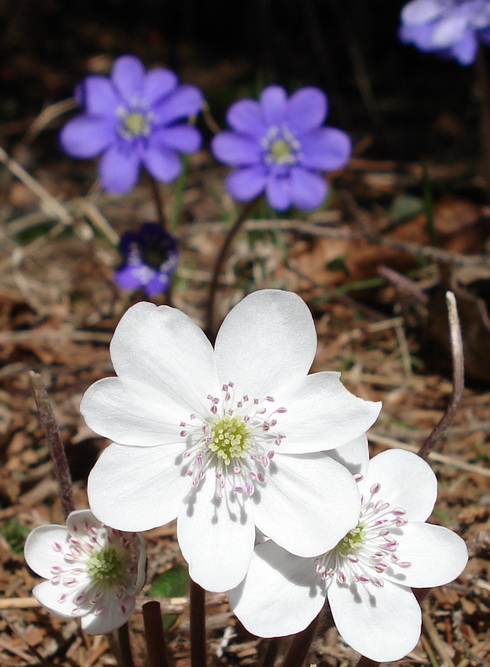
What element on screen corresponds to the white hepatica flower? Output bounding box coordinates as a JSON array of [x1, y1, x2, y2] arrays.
[[82, 289, 380, 592], [229, 449, 468, 662], [24, 510, 146, 634]]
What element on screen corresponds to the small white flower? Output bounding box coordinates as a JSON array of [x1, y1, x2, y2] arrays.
[[82, 289, 380, 592], [229, 449, 468, 662], [24, 509, 146, 634]]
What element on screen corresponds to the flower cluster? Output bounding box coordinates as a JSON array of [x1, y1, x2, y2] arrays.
[[212, 86, 352, 211], [25, 290, 467, 659], [400, 0, 490, 64], [61, 55, 203, 193], [24, 510, 146, 634], [114, 222, 179, 297]]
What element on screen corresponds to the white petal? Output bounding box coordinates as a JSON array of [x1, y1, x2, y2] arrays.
[[81, 594, 135, 634], [65, 509, 102, 534], [229, 541, 324, 637], [275, 373, 381, 454], [32, 579, 90, 618], [327, 434, 369, 478], [362, 449, 437, 521], [81, 377, 188, 446], [108, 302, 219, 416], [24, 525, 69, 579], [383, 522, 468, 588], [177, 473, 255, 592], [214, 290, 317, 398], [88, 442, 188, 531], [253, 453, 361, 557], [328, 579, 421, 662]]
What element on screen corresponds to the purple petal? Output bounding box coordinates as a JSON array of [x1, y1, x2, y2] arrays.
[[60, 115, 116, 158], [151, 125, 201, 153], [451, 28, 478, 64], [114, 264, 148, 290], [399, 23, 438, 50], [401, 0, 444, 25], [77, 76, 120, 116], [142, 68, 178, 107], [111, 55, 145, 104], [152, 85, 203, 126], [432, 12, 470, 48], [143, 144, 181, 183], [99, 143, 141, 193], [260, 86, 287, 126], [300, 127, 352, 171], [144, 272, 172, 296], [290, 167, 327, 210], [227, 99, 268, 137], [226, 165, 267, 201], [265, 172, 291, 211], [212, 131, 262, 166], [285, 87, 328, 134]]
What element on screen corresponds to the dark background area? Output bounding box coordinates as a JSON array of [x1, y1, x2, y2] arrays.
[[0, 0, 483, 163]]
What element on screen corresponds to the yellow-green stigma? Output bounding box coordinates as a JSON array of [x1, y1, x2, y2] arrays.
[[208, 416, 250, 465], [87, 546, 127, 587], [122, 112, 149, 137], [336, 524, 366, 556], [270, 139, 293, 161]]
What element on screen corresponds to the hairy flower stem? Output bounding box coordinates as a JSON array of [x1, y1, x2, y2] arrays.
[[149, 176, 167, 231], [204, 196, 261, 340], [143, 601, 172, 667], [190, 581, 206, 667], [29, 371, 75, 520], [281, 612, 322, 667], [112, 624, 135, 667], [418, 292, 464, 460]]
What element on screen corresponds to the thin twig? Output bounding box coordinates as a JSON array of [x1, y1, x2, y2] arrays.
[[204, 196, 261, 340], [0, 145, 91, 240], [418, 292, 465, 460], [190, 581, 207, 667], [142, 601, 172, 667], [29, 371, 75, 519]]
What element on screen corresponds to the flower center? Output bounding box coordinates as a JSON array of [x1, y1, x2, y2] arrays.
[[313, 479, 412, 589], [208, 416, 250, 465], [87, 546, 127, 587], [336, 524, 366, 555], [118, 108, 152, 139], [262, 124, 302, 166], [180, 382, 287, 499]]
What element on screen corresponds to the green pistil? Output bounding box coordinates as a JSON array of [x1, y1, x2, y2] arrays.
[[336, 524, 366, 555], [87, 546, 127, 587], [123, 112, 148, 137], [208, 416, 250, 465], [270, 138, 292, 161]]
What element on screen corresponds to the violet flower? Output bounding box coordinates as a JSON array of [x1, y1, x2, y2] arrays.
[[114, 222, 178, 297], [211, 86, 351, 211], [400, 0, 490, 64], [60, 55, 203, 193]]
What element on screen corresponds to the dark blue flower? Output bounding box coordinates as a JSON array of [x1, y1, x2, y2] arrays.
[[211, 86, 351, 211], [400, 0, 490, 65], [114, 223, 178, 296], [61, 55, 203, 193]]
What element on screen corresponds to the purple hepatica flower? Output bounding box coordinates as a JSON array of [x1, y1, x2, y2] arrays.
[[211, 86, 352, 212], [400, 0, 490, 65], [60, 55, 203, 193], [114, 222, 178, 297]]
